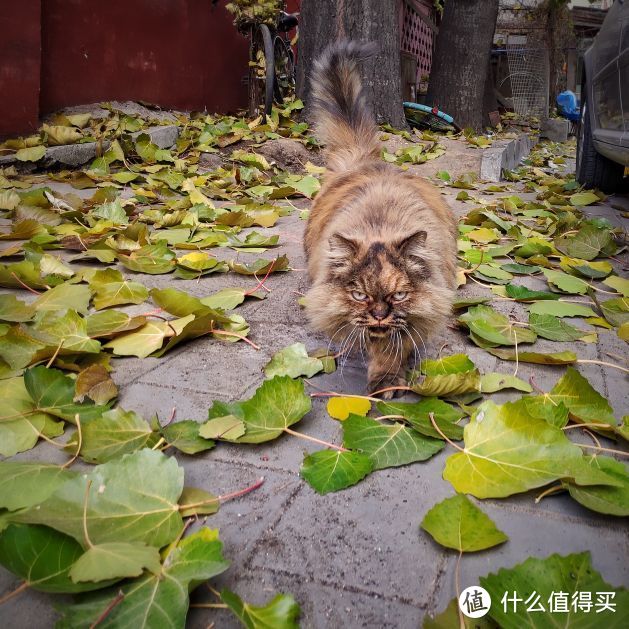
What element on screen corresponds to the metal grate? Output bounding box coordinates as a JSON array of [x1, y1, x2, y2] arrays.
[[400, 0, 436, 86], [505, 35, 549, 118]]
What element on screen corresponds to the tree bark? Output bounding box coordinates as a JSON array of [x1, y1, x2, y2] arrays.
[[297, 0, 406, 127], [426, 0, 499, 131]]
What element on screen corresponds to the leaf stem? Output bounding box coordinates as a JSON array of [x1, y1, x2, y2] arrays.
[[563, 423, 614, 431], [190, 603, 228, 609], [178, 477, 265, 512], [211, 329, 260, 350], [45, 339, 65, 368], [10, 272, 41, 295], [576, 359, 629, 374], [245, 258, 275, 295], [283, 427, 348, 452], [429, 413, 464, 452], [82, 479, 94, 549], [62, 414, 83, 469], [535, 484, 564, 503], [90, 590, 125, 629], [578, 443, 629, 457], [369, 384, 413, 397], [0, 581, 29, 606]]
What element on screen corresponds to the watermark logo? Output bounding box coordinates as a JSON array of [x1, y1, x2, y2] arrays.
[[459, 586, 491, 618]]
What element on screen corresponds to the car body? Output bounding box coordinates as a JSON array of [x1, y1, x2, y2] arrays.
[[576, 0, 629, 192]]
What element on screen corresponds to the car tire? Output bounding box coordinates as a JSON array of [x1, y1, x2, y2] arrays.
[[576, 93, 628, 193]]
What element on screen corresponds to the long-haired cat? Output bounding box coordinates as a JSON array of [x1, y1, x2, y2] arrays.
[[303, 41, 457, 399]]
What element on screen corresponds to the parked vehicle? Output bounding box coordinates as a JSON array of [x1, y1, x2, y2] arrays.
[[576, 0, 629, 192]]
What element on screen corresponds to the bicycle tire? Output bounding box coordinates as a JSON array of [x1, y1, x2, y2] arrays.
[[273, 36, 295, 103], [248, 24, 275, 119]]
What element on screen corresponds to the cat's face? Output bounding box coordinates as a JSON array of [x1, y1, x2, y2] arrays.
[[326, 231, 431, 340]]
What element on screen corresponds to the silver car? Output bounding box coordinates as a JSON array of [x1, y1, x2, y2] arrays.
[[576, 0, 629, 192]]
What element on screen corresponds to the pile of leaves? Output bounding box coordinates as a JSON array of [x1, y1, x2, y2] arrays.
[[1, 101, 627, 626], [225, 0, 282, 28]]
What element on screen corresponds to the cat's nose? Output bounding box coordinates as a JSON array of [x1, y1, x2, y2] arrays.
[[371, 302, 390, 320]]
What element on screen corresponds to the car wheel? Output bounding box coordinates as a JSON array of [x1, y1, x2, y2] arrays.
[[576, 92, 628, 193]]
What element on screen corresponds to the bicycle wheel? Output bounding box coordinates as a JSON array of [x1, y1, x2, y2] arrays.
[[248, 24, 274, 119], [273, 36, 295, 103]]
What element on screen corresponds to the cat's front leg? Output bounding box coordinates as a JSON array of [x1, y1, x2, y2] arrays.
[[366, 334, 412, 399]]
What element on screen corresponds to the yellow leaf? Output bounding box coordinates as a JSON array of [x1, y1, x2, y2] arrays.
[[327, 396, 371, 421], [467, 228, 499, 243]]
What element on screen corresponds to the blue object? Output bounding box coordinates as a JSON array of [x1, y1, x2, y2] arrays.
[[403, 102, 455, 124], [556, 91, 580, 122]]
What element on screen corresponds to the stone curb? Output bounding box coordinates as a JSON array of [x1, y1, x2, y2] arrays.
[[480, 133, 537, 182], [0, 125, 180, 168]]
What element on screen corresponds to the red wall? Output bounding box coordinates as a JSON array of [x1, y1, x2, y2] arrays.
[[0, 0, 254, 138], [0, 0, 42, 137], [40, 0, 250, 115]]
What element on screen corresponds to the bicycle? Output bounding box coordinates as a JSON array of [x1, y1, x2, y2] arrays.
[[248, 10, 298, 120], [403, 102, 461, 133]]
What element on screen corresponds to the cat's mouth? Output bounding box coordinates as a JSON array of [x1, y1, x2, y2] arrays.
[[366, 324, 393, 338]]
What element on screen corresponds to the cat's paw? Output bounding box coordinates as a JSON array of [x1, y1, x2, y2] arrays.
[[368, 375, 408, 399]]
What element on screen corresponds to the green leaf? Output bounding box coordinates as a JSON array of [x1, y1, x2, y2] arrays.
[[178, 486, 219, 517], [16, 145, 47, 162], [56, 528, 230, 628], [342, 415, 443, 469], [488, 348, 577, 365], [443, 400, 619, 498], [24, 366, 106, 421], [118, 241, 176, 275], [200, 287, 266, 310], [264, 342, 324, 379], [206, 376, 311, 443], [70, 542, 161, 583], [104, 320, 169, 357], [13, 450, 184, 548], [528, 300, 596, 318], [89, 268, 148, 309], [423, 598, 494, 629], [549, 367, 616, 426], [411, 370, 481, 397], [0, 524, 114, 593], [542, 268, 588, 295], [600, 297, 629, 328], [421, 494, 507, 552], [85, 310, 146, 338], [28, 309, 102, 354], [377, 398, 464, 440], [67, 408, 159, 463], [555, 223, 612, 260], [569, 191, 600, 206], [0, 463, 77, 511], [91, 199, 129, 225], [150, 287, 215, 317], [0, 294, 35, 322], [504, 284, 559, 302], [198, 415, 245, 441], [301, 450, 374, 495], [603, 275, 629, 297], [33, 283, 92, 315], [229, 254, 289, 275], [505, 396, 569, 428], [479, 373, 532, 393], [481, 552, 629, 628], [528, 313, 587, 341], [563, 456, 629, 517], [222, 589, 301, 629], [420, 353, 475, 375], [162, 420, 216, 454], [459, 305, 537, 346]]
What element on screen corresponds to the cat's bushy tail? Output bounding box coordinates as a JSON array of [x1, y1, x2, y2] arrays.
[[310, 40, 380, 172]]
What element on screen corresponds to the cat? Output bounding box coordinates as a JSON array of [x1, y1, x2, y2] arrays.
[[303, 41, 457, 399]]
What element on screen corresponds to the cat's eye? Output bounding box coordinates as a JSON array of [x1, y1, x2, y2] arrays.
[[392, 291, 408, 301], [351, 290, 369, 302]]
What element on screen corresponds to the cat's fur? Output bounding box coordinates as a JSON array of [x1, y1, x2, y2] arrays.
[[304, 41, 457, 399]]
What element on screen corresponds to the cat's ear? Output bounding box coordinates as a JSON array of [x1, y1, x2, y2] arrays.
[[398, 230, 427, 255], [398, 231, 430, 278], [327, 233, 359, 271]]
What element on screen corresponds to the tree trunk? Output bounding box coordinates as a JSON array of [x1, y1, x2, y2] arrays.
[[426, 0, 499, 131], [297, 0, 406, 127]]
